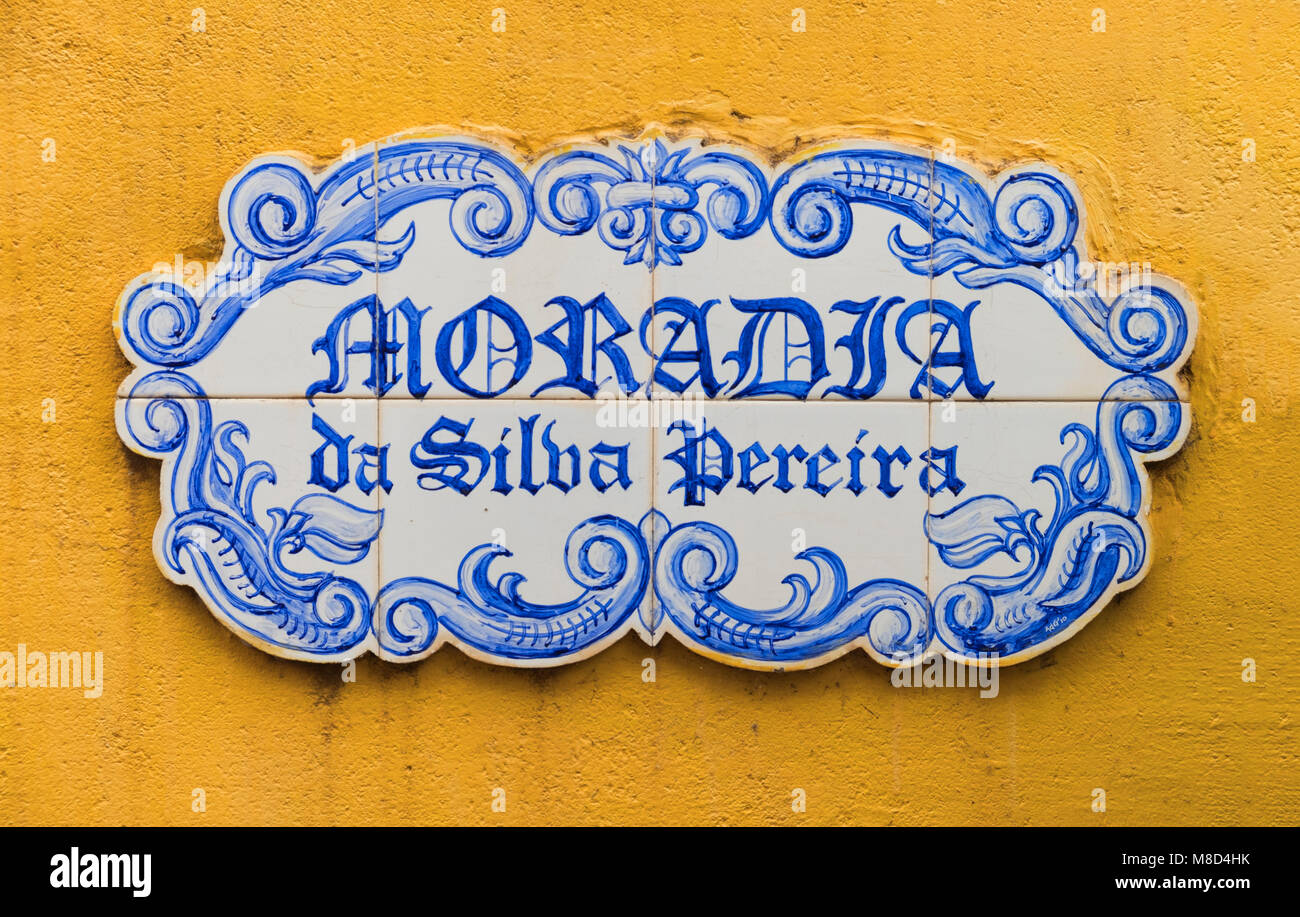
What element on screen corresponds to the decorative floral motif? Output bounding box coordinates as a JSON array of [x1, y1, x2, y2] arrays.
[[533, 139, 768, 267]]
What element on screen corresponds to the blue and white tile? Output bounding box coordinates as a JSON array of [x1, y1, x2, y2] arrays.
[[375, 398, 654, 664], [114, 391, 382, 661], [647, 139, 935, 403], [650, 400, 931, 669], [926, 398, 1190, 665], [371, 132, 656, 402]]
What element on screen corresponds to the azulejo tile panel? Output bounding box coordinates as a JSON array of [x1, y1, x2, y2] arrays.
[[114, 130, 1196, 669]]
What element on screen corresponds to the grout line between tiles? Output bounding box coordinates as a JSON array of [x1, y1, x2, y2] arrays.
[[648, 136, 660, 647], [373, 138, 385, 663], [926, 149, 935, 632], [113, 394, 1193, 403]]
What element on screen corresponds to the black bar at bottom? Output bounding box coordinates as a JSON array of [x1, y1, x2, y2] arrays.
[[0, 826, 1287, 904]]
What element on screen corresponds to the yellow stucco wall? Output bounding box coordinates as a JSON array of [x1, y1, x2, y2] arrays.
[[3, 0, 1297, 826]]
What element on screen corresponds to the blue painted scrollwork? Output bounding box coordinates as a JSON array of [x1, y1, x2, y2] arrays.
[[376, 515, 649, 661], [768, 150, 1189, 375], [769, 149, 940, 259], [119, 141, 533, 368], [121, 371, 381, 657], [925, 375, 1183, 659], [652, 519, 932, 666]]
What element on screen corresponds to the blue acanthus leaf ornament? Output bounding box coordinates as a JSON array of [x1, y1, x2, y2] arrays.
[[925, 376, 1184, 661], [119, 141, 533, 369], [121, 372, 381, 658]]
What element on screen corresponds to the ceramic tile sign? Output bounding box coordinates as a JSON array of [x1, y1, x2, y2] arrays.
[[114, 133, 1196, 669]]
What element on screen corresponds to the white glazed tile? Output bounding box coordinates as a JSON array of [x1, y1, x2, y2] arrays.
[[926, 270, 1190, 402], [650, 400, 931, 669], [371, 134, 656, 401], [115, 147, 386, 399], [926, 399, 1190, 664], [923, 158, 1193, 402], [648, 140, 935, 403], [115, 394, 381, 661], [376, 399, 653, 664], [115, 275, 384, 399]]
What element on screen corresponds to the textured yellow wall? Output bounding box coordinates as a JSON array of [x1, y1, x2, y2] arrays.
[[3, 0, 1297, 826]]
